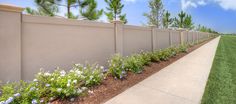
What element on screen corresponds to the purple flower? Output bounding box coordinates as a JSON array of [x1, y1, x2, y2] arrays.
[[32, 99, 37, 104], [30, 87, 35, 91], [103, 68, 108, 73], [13, 93, 20, 97], [122, 70, 126, 75], [5, 97, 14, 104], [45, 84, 50, 87]]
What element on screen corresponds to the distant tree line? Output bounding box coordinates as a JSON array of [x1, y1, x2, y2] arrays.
[[144, 0, 218, 33], [26, 0, 127, 23], [25, 0, 218, 33]]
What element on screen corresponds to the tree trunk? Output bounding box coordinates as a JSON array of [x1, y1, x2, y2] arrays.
[[67, 6, 70, 18]]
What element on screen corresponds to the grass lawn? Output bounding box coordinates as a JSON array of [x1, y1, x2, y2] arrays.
[[202, 36, 236, 104]]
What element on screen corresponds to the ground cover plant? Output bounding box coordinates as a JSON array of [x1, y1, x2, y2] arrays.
[[0, 40, 212, 104], [201, 36, 236, 104]]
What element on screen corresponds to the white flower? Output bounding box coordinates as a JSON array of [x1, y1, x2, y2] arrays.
[[57, 88, 62, 92], [45, 84, 50, 87], [76, 70, 82, 76], [69, 70, 74, 73], [88, 90, 94, 94], [100, 66, 104, 69], [73, 80, 77, 84], [75, 64, 81, 67], [77, 88, 82, 94], [51, 78, 54, 81], [67, 83, 70, 87], [38, 72, 42, 75], [70, 98, 75, 102], [5, 97, 14, 104], [68, 79, 71, 83], [83, 67, 87, 70], [13, 93, 20, 97], [60, 70, 66, 77], [40, 99, 44, 103], [89, 76, 94, 80], [44, 72, 51, 76], [49, 97, 55, 101], [32, 99, 37, 104], [81, 87, 87, 91], [33, 79, 38, 82]]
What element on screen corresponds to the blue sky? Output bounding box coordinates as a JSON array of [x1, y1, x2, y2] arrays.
[[0, 0, 236, 33]]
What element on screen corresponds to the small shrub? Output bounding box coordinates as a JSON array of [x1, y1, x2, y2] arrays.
[[124, 54, 144, 73], [157, 49, 171, 61], [140, 51, 152, 65], [0, 81, 42, 104], [0, 63, 104, 104], [150, 51, 161, 62], [177, 44, 188, 53], [108, 54, 127, 79], [72, 64, 104, 87]]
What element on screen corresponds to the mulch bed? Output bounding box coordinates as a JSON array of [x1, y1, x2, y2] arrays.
[[53, 38, 215, 104]]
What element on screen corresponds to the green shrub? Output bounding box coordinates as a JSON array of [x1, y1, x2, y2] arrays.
[[72, 64, 104, 87], [0, 63, 104, 104], [150, 51, 161, 62], [108, 54, 127, 79], [140, 51, 152, 65], [177, 44, 188, 53], [124, 54, 144, 73], [157, 49, 171, 61], [0, 81, 42, 104]]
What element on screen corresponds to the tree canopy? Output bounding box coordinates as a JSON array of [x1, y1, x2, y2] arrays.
[[144, 0, 164, 28], [104, 0, 127, 23]]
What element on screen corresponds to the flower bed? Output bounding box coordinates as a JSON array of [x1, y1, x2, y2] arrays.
[[0, 38, 214, 104]]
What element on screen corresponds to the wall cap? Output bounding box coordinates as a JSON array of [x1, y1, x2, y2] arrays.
[[0, 4, 24, 13], [112, 20, 124, 24]]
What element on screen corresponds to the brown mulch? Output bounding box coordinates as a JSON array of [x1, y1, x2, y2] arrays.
[[53, 38, 215, 104]]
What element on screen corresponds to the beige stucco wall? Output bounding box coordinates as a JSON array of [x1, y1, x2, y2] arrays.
[[0, 4, 213, 81], [193, 32, 197, 42], [171, 30, 181, 46], [123, 25, 152, 56], [182, 31, 188, 43], [21, 15, 115, 80], [0, 10, 21, 82], [155, 29, 170, 50], [188, 32, 193, 42]]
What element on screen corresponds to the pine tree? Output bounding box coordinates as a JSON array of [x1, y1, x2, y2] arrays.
[[80, 0, 103, 20], [162, 11, 173, 29], [104, 0, 127, 23], [173, 11, 194, 30], [174, 11, 186, 28], [26, 0, 58, 16], [183, 14, 194, 29], [144, 0, 164, 28]]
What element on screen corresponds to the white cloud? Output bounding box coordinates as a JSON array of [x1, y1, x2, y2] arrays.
[[215, 0, 236, 10], [181, 0, 236, 11], [181, 0, 198, 11], [198, 0, 207, 5]]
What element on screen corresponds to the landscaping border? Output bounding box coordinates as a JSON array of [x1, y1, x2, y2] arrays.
[[54, 37, 216, 104]]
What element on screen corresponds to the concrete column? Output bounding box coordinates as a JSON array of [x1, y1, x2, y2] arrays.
[[0, 4, 23, 82], [177, 29, 185, 45], [192, 32, 194, 43], [197, 32, 199, 43], [150, 25, 156, 51], [113, 20, 124, 55], [168, 29, 172, 47]]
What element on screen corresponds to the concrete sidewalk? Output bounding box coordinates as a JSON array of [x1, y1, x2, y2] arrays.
[[105, 37, 220, 104]]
